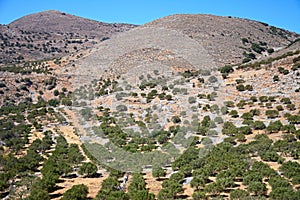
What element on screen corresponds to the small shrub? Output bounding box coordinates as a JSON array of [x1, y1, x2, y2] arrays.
[[265, 109, 279, 118], [188, 96, 197, 104], [267, 48, 274, 54], [220, 65, 234, 74], [259, 96, 269, 102], [241, 38, 249, 44], [172, 116, 181, 123], [245, 84, 253, 91], [276, 105, 284, 111], [116, 104, 128, 112], [291, 63, 300, 71], [208, 76, 218, 83], [236, 84, 245, 91], [229, 110, 239, 118], [293, 56, 300, 63], [243, 58, 251, 63], [273, 75, 279, 82], [251, 43, 265, 54], [280, 97, 291, 104]]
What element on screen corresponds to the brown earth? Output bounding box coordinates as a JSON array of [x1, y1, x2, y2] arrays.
[[51, 174, 109, 199], [0, 10, 137, 64]]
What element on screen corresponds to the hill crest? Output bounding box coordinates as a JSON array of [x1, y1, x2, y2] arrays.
[[144, 14, 299, 66], [0, 10, 137, 64], [8, 10, 137, 37]]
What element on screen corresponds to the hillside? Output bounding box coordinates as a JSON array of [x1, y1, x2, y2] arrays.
[[74, 14, 299, 82], [0, 11, 300, 200], [145, 14, 299, 66], [0, 10, 137, 64], [8, 10, 135, 37]]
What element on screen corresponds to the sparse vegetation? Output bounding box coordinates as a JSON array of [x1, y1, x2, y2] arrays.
[[0, 11, 299, 200]]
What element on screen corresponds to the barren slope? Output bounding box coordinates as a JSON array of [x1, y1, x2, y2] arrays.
[[72, 14, 299, 83], [144, 14, 299, 66], [9, 10, 135, 38], [0, 10, 137, 64]]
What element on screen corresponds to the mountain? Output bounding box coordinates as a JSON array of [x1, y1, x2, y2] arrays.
[[1, 11, 300, 200], [144, 14, 299, 66], [0, 10, 137, 64], [75, 14, 299, 80], [8, 10, 135, 37]]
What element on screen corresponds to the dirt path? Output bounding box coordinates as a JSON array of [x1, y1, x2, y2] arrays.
[[58, 108, 91, 162]]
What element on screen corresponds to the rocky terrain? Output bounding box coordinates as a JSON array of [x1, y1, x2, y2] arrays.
[[0, 10, 137, 64], [71, 14, 299, 83], [145, 14, 299, 66], [0, 11, 300, 200]]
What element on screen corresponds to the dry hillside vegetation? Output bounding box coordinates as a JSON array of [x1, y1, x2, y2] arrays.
[[0, 11, 300, 200]]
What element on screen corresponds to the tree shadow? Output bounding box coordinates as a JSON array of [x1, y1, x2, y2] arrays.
[[62, 173, 78, 179], [49, 193, 63, 199], [56, 178, 65, 183], [92, 172, 103, 178], [0, 191, 9, 199], [156, 177, 167, 181], [177, 194, 190, 199]]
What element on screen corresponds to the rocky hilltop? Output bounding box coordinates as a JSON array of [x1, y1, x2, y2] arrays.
[[145, 14, 299, 65], [8, 10, 136, 37], [0, 10, 137, 64]]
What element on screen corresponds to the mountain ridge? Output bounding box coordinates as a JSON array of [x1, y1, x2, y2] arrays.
[[1, 10, 299, 67], [8, 10, 137, 36], [0, 10, 137, 64], [1, 11, 300, 200], [144, 14, 299, 65], [73, 13, 299, 81]]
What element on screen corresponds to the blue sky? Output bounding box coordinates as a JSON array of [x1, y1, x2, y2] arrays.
[[0, 0, 299, 33]]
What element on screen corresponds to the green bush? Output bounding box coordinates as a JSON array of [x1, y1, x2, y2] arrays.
[[116, 104, 128, 112], [291, 63, 300, 71], [251, 43, 265, 54], [152, 167, 166, 178], [267, 48, 274, 54], [172, 116, 181, 123], [293, 56, 300, 63], [280, 97, 291, 104], [260, 151, 279, 162], [79, 162, 98, 177], [220, 65, 234, 74], [230, 189, 249, 199], [61, 184, 88, 200], [252, 121, 266, 130], [236, 84, 245, 91], [241, 38, 249, 43], [273, 75, 279, 82], [243, 57, 251, 63], [288, 115, 300, 124], [266, 109, 279, 118], [267, 120, 283, 133], [188, 96, 197, 104], [208, 76, 218, 83], [229, 110, 239, 118]]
